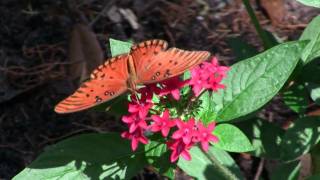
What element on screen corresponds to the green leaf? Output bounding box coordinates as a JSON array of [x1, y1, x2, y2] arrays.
[[109, 38, 132, 57], [309, 83, 320, 105], [213, 124, 254, 152], [300, 15, 320, 64], [307, 174, 320, 180], [209, 41, 308, 122], [178, 146, 244, 180], [197, 91, 217, 124], [13, 133, 147, 180], [280, 116, 320, 161], [283, 84, 309, 114], [236, 118, 285, 159], [144, 141, 174, 178], [296, 0, 320, 8], [270, 160, 301, 180]]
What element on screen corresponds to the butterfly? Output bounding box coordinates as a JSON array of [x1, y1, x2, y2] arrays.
[[55, 39, 210, 113]]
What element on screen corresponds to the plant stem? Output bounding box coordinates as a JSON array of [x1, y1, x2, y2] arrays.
[[202, 147, 239, 180], [242, 0, 272, 49]]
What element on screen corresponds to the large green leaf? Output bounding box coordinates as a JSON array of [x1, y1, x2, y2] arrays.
[[13, 133, 148, 180], [109, 38, 132, 56], [207, 41, 308, 122], [300, 15, 320, 64], [213, 124, 254, 152], [296, 0, 320, 8], [178, 146, 244, 180], [236, 118, 285, 159], [280, 117, 320, 161]]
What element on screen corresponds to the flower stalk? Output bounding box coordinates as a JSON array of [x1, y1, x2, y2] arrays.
[[242, 0, 273, 49], [203, 146, 239, 180]]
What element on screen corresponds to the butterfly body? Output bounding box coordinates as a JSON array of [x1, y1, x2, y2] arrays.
[[55, 39, 210, 114], [127, 54, 138, 91]]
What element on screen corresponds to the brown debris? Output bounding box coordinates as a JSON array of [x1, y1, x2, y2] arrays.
[[68, 23, 103, 82]]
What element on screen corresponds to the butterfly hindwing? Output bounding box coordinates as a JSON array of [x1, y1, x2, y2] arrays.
[[55, 55, 129, 113], [135, 47, 210, 84]]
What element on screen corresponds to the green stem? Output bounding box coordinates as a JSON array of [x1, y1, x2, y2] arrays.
[[242, 0, 272, 49], [201, 147, 238, 180]]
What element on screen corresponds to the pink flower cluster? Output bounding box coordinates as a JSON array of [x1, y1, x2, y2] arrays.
[[189, 57, 230, 96], [122, 108, 218, 162], [121, 57, 229, 162]]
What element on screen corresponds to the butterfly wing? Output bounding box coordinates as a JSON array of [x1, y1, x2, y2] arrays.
[[55, 54, 129, 113], [130, 39, 168, 72], [134, 47, 210, 84]]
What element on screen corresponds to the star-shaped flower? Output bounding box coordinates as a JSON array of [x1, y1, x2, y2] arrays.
[[122, 113, 148, 133], [128, 101, 153, 120], [167, 139, 194, 162], [193, 121, 219, 151], [121, 127, 149, 151], [150, 109, 176, 137], [172, 119, 196, 144]]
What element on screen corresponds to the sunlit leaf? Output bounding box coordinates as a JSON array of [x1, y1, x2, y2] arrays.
[[296, 0, 320, 8], [300, 15, 320, 64], [109, 38, 132, 56], [213, 124, 254, 152], [13, 133, 147, 180]]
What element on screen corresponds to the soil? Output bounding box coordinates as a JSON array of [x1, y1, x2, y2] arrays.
[[0, 0, 319, 179]]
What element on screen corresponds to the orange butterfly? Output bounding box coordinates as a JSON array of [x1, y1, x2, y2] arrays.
[[55, 39, 210, 113]]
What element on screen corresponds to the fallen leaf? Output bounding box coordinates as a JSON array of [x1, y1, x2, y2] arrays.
[[260, 0, 286, 24], [119, 8, 139, 30], [68, 23, 103, 82]]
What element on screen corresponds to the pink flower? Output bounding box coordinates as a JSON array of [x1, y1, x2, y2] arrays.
[[189, 57, 229, 96], [150, 109, 176, 137], [128, 101, 153, 119], [167, 139, 194, 162], [193, 121, 219, 151], [121, 127, 149, 151], [158, 77, 188, 100], [172, 119, 196, 144], [122, 113, 148, 133]]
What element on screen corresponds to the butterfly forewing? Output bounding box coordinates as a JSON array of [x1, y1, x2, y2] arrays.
[[55, 54, 129, 113], [130, 39, 168, 73], [135, 47, 210, 84]]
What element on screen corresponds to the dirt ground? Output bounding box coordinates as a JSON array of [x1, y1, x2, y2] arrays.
[[0, 0, 319, 179]]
